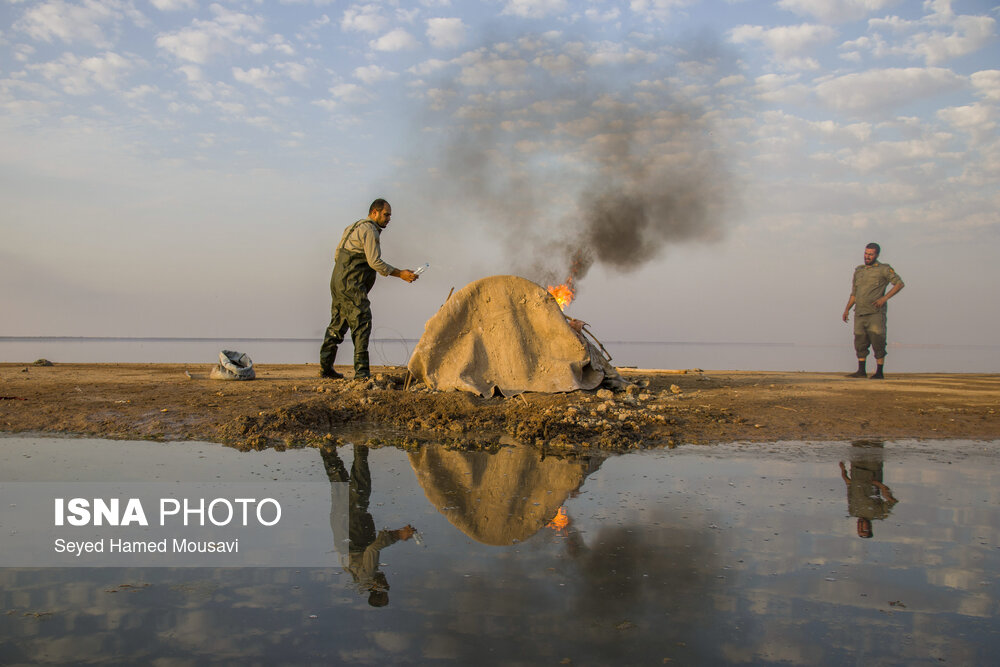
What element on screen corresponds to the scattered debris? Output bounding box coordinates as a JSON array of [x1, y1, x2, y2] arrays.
[[105, 583, 151, 593], [32, 359, 54, 366]]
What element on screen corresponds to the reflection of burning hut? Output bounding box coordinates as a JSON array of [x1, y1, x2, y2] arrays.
[[408, 445, 603, 546], [407, 275, 627, 396]]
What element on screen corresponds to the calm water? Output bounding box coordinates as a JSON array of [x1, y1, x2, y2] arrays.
[[3, 336, 999, 372], [1, 436, 998, 665]]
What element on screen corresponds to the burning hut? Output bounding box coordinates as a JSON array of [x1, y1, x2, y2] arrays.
[[407, 275, 626, 396]]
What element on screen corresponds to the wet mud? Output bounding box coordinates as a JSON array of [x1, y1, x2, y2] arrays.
[[1, 363, 998, 452]]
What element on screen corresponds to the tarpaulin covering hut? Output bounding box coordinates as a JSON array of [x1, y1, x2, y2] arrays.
[[407, 275, 624, 396]]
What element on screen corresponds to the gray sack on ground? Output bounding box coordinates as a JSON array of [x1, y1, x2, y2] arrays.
[[210, 350, 256, 381]]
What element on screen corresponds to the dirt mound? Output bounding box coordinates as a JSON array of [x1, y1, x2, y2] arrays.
[[4, 363, 998, 452]]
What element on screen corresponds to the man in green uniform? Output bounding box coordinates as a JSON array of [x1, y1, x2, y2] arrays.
[[842, 242, 904, 379], [319, 199, 418, 380]]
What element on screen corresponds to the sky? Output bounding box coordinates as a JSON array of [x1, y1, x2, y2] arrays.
[[1, 0, 998, 350]]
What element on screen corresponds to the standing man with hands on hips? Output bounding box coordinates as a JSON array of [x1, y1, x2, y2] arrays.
[[842, 242, 904, 379], [320, 198, 419, 380]]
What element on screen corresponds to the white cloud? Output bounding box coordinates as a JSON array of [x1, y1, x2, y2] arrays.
[[123, 84, 158, 101], [901, 14, 996, 66], [12, 43, 37, 63], [937, 103, 995, 135], [156, 6, 265, 64], [501, 0, 568, 19], [810, 118, 872, 143], [585, 7, 621, 22], [150, 0, 197, 10], [267, 34, 296, 57], [28, 51, 135, 95], [456, 52, 530, 87], [717, 74, 747, 87], [312, 99, 338, 112], [751, 72, 811, 105], [0, 77, 61, 112], [777, 0, 900, 23], [407, 58, 450, 77], [309, 14, 331, 29], [532, 52, 576, 75], [370, 28, 419, 52], [426, 18, 466, 49], [15, 0, 124, 47], [866, 2, 997, 65], [177, 64, 203, 82], [629, 0, 693, 22], [837, 34, 890, 62], [837, 135, 957, 172], [353, 64, 397, 84], [232, 66, 282, 93], [814, 67, 965, 114], [971, 70, 1000, 101], [729, 23, 837, 70], [586, 42, 658, 66], [213, 99, 246, 117], [396, 8, 420, 24], [332, 83, 367, 99], [341, 4, 386, 33], [314, 82, 374, 110], [276, 61, 310, 86]]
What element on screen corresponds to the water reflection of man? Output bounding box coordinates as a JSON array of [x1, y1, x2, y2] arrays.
[[321, 444, 415, 607], [839, 440, 898, 538]]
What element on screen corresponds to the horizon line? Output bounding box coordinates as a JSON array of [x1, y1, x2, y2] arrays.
[[1, 336, 998, 350]]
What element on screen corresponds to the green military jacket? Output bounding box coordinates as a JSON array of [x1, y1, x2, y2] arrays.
[[852, 262, 903, 316]]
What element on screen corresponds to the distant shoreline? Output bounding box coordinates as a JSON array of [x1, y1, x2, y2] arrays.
[[3, 336, 998, 349]]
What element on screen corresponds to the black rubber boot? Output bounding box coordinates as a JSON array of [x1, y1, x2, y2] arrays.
[[319, 344, 344, 379], [870, 364, 884, 379], [354, 350, 371, 380], [847, 360, 866, 378]]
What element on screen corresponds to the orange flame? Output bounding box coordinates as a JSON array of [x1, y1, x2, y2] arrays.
[[547, 507, 570, 532], [547, 279, 575, 311]]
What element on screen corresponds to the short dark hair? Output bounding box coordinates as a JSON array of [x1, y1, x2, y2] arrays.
[[369, 198, 390, 215], [865, 242, 881, 256]]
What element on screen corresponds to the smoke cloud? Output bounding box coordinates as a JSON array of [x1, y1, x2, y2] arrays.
[[411, 33, 736, 288]]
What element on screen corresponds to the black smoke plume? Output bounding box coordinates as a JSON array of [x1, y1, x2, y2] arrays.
[[413, 34, 735, 288]]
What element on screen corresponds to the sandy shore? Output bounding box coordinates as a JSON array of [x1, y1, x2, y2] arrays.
[[1, 362, 998, 451]]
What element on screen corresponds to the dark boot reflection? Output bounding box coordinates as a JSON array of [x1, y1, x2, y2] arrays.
[[839, 439, 899, 538], [321, 444, 414, 607]]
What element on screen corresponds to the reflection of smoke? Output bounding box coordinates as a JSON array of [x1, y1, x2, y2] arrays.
[[567, 521, 715, 609], [415, 35, 734, 287]]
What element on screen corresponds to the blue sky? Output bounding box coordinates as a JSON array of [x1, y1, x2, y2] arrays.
[[2, 0, 998, 350]]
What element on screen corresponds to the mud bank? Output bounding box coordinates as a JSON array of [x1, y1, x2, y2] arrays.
[[1, 363, 998, 451]]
